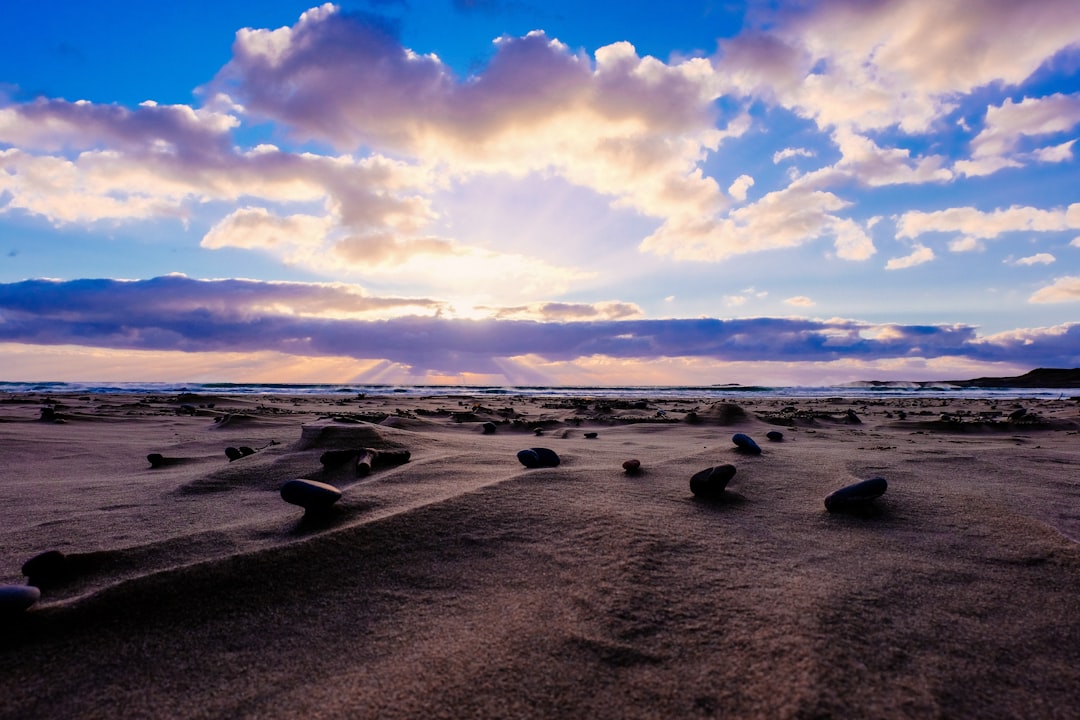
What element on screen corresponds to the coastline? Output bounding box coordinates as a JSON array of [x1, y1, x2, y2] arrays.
[[1, 390, 1078, 718]]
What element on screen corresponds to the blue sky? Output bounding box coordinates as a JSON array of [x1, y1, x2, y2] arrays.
[[0, 0, 1078, 385]]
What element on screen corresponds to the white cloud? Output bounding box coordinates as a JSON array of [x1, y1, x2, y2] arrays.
[[1029, 276, 1080, 303], [1013, 253, 1056, 266], [641, 184, 874, 262], [885, 243, 934, 270], [796, 128, 952, 189], [716, 0, 1080, 134], [897, 204, 1080, 241], [773, 147, 815, 163], [728, 174, 755, 201], [1031, 139, 1076, 164], [211, 11, 745, 245], [785, 296, 815, 307], [970, 94, 1080, 159]]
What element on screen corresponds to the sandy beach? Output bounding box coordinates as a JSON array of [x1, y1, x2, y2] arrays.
[[1, 390, 1078, 718]]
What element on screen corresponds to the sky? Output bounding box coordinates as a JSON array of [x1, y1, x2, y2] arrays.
[[0, 0, 1078, 386]]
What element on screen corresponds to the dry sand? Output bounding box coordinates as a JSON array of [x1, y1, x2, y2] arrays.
[[1, 391, 1078, 719]]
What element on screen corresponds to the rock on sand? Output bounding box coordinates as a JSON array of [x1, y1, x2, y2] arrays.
[[690, 464, 736, 499], [517, 448, 561, 468], [824, 477, 888, 513], [732, 433, 762, 454], [0, 584, 41, 615], [280, 479, 343, 511]]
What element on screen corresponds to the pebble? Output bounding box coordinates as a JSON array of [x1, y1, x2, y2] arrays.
[[147, 453, 167, 468], [225, 446, 243, 461], [280, 479, 343, 511], [622, 459, 641, 475], [766, 431, 783, 442], [824, 477, 888, 513], [517, 447, 560, 468], [482, 422, 497, 434], [732, 433, 762, 455], [584, 432, 598, 439], [690, 464, 736, 499], [238, 446, 256, 456], [22, 550, 68, 587], [0, 584, 41, 615]]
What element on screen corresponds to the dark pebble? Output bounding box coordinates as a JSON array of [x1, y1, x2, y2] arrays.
[[622, 459, 641, 475], [147, 453, 166, 468], [732, 433, 762, 455], [584, 432, 598, 439], [280, 479, 342, 511], [22, 550, 68, 587], [482, 422, 497, 434], [225, 446, 243, 461], [0, 585, 41, 615], [824, 477, 888, 513], [766, 431, 783, 441], [517, 447, 560, 468], [238, 446, 256, 456], [690, 464, 737, 499]]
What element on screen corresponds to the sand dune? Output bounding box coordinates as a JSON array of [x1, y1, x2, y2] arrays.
[[1, 392, 1078, 718]]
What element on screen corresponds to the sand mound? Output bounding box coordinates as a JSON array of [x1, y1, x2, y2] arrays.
[[292, 420, 413, 451], [690, 402, 751, 425]]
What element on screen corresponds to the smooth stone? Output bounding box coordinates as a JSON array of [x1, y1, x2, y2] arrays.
[[845, 409, 862, 424], [732, 433, 762, 455], [766, 430, 784, 442], [22, 550, 67, 586], [622, 459, 641, 474], [584, 432, 598, 439], [824, 477, 888, 513], [0, 584, 41, 615], [225, 446, 243, 461], [482, 422, 497, 434], [690, 464, 737, 499], [517, 447, 560, 468], [147, 453, 167, 468], [238, 446, 256, 456], [280, 479, 342, 511]]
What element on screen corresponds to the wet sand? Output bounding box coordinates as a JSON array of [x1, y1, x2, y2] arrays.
[[1, 391, 1078, 718]]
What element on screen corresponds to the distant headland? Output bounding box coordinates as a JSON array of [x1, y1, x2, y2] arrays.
[[867, 367, 1080, 389]]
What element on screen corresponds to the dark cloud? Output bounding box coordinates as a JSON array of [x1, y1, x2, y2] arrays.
[[1, 276, 1077, 373]]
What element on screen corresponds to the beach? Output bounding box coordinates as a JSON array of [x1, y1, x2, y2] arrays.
[[1, 390, 1078, 718]]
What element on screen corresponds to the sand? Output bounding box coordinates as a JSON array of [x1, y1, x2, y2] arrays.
[[1, 391, 1078, 719]]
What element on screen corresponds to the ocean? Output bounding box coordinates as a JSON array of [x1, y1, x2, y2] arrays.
[[1, 381, 1074, 401]]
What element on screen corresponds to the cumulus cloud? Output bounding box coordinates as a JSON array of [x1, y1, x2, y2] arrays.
[[208, 7, 744, 246], [957, 94, 1080, 176], [897, 204, 1080, 247], [796, 128, 952, 189], [773, 147, 815, 164], [885, 243, 934, 270], [640, 184, 875, 262], [1012, 253, 1056, 266], [785, 296, 815, 307], [728, 174, 755, 202], [1029, 276, 1080, 303], [716, 0, 1080, 134], [969, 93, 1080, 159]]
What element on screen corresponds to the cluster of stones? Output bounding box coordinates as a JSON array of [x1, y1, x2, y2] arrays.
[[684, 432, 889, 513], [280, 447, 413, 514]]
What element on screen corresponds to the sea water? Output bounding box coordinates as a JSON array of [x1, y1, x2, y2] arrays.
[[0, 381, 1073, 401]]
